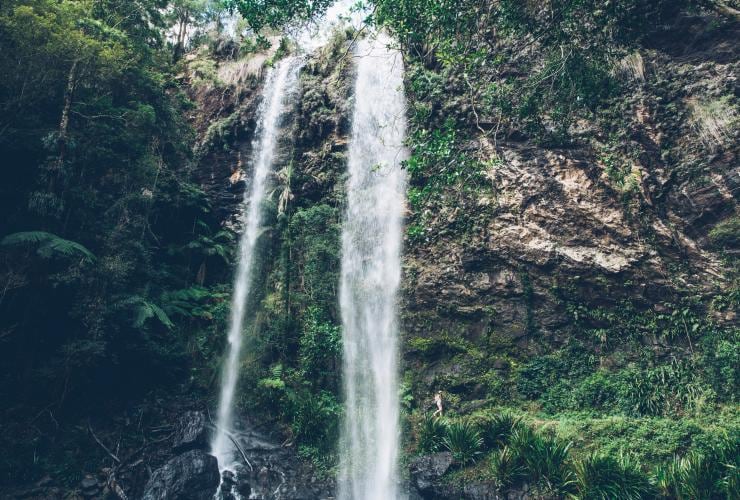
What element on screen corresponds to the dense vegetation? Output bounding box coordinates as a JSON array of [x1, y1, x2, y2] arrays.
[[0, 0, 737, 497], [375, 0, 739, 497], [0, 0, 233, 486]]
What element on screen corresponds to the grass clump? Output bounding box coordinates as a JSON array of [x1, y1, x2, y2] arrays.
[[509, 426, 575, 496], [417, 414, 448, 453], [443, 420, 483, 465], [572, 453, 654, 499], [653, 438, 739, 500], [490, 446, 526, 490]]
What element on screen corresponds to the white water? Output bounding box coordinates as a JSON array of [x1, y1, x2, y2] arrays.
[[210, 0, 359, 476], [211, 58, 301, 470], [338, 33, 408, 500]]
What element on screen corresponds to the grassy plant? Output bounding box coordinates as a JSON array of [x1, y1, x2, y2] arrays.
[[490, 446, 526, 490], [616, 52, 645, 81], [690, 96, 738, 149], [479, 412, 523, 449], [510, 426, 575, 495], [443, 420, 483, 465], [572, 453, 654, 499], [653, 439, 739, 500], [417, 414, 448, 453], [709, 216, 740, 249]]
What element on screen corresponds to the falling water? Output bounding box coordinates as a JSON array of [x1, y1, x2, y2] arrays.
[[338, 34, 408, 500], [211, 58, 301, 471], [210, 0, 358, 477]]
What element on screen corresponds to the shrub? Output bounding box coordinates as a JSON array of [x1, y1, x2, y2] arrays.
[[708, 216, 739, 249], [653, 439, 739, 500], [510, 426, 575, 495], [490, 446, 526, 490], [443, 420, 483, 465], [478, 412, 524, 449], [573, 453, 654, 499], [417, 414, 448, 453]]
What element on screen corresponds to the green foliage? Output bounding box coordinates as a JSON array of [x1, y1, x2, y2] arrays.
[[572, 453, 654, 500], [127, 296, 174, 330], [374, 0, 694, 142], [510, 427, 575, 495], [417, 414, 448, 453], [288, 204, 341, 307], [227, 0, 334, 30], [515, 344, 596, 403], [709, 216, 740, 249], [469, 411, 523, 449], [0, 5, 226, 487], [412, 409, 738, 496], [298, 306, 341, 382], [443, 420, 483, 465], [404, 118, 489, 209], [1, 231, 95, 261], [490, 446, 526, 490], [653, 439, 740, 500]]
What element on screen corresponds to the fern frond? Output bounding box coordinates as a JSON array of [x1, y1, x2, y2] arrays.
[[1, 231, 95, 261], [123, 295, 173, 330]]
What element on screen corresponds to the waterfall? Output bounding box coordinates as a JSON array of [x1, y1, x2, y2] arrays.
[[210, 0, 357, 477], [211, 58, 301, 471], [338, 33, 408, 500]]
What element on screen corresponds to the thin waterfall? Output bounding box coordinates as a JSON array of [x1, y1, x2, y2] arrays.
[[211, 58, 301, 471], [210, 0, 357, 476], [338, 33, 408, 500]]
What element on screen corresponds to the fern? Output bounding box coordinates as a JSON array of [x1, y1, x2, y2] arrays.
[[177, 230, 234, 263], [1, 231, 95, 261], [161, 286, 216, 319], [117, 295, 174, 330]]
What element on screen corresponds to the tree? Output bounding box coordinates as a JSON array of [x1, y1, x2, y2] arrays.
[[225, 0, 334, 30]]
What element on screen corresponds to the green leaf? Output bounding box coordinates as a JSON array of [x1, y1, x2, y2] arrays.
[[1, 231, 95, 261]]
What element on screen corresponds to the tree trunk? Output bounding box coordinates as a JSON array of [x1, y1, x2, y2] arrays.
[[56, 59, 78, 170], [174, 12, 189, 61]]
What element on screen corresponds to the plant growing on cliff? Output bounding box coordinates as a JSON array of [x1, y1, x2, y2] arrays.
[[468, 411, 523, 449], [510, 427, 575, 495], [652, 440, 740, 500], [490, 446, 526, 490], [443, 420, 483, 465], [417, 414, 447, 453], [572, 453, 654, 500]]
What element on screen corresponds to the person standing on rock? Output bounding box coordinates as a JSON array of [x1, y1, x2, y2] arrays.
[[433, 391, 443, 418]]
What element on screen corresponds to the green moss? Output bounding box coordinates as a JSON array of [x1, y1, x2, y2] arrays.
[[709, 216, 740, 249]]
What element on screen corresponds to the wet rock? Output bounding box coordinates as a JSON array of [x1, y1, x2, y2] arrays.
[[229, 447, 334, 499], [79, 474, 100, 498], [172, 410, 209, 452], [142, 449, 219, 500], [409, 452, 453, 495], [218, 469, 250, 500]]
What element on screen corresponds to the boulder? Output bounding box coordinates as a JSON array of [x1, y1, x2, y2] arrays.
[[172, 411, 209, 452], [142, 449, 220, 500], [409, 452, 453, 495]]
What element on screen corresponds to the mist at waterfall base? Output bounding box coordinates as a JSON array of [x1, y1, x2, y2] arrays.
[[338, 34, 408, 500]]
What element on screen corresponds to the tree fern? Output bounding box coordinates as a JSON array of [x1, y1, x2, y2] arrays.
[[1, 231, 95, 261]]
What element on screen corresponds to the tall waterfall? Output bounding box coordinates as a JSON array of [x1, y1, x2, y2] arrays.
[[338, 34, 408, 500], [211, 58, 300, 471]]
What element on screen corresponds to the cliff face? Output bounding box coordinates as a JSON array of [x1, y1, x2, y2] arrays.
[[178, 9, 740, 496], [400, 13, 738, 396], [200, 13, 740, 497]]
